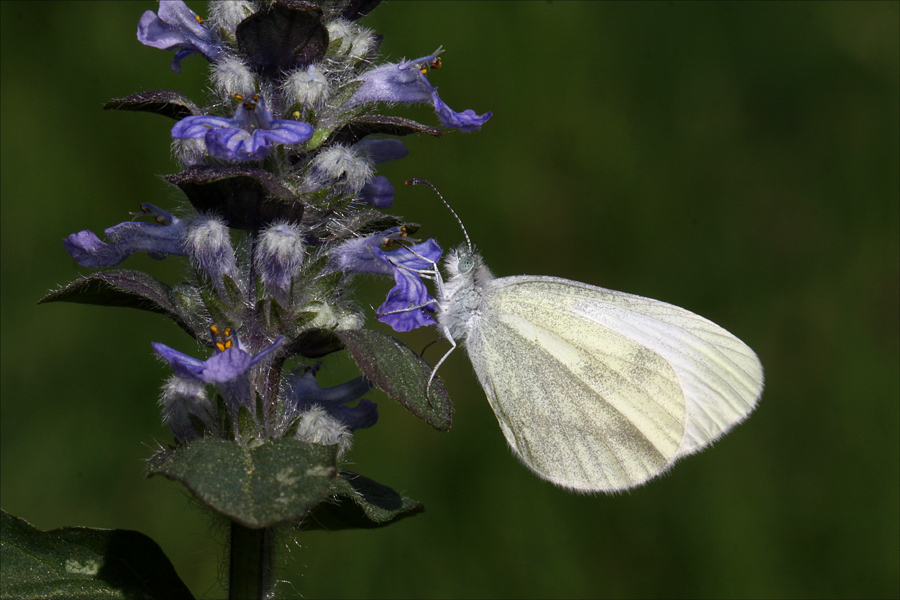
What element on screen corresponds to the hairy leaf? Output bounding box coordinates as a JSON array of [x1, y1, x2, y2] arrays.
[[147, 438, 339, 528], [337, 329, 452, 430], [39, 270, 199, 339], [301, 471, 424, 530], [0, 510, 193, 600], [103, 89, 199, 121]]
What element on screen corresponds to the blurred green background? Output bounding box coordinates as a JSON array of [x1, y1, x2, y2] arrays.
[[2, 1, 898, 598]]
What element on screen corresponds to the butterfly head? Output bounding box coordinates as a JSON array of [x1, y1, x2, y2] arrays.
[[443, 245, 493, 291]]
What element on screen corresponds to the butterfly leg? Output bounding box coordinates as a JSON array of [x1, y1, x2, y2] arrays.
[[425, 328, 456, 404]]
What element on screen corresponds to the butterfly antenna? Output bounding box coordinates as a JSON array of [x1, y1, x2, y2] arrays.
[[405, 178, 472, 253]]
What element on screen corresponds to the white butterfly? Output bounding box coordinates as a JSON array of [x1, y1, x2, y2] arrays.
[[427, 244, 764, 493]]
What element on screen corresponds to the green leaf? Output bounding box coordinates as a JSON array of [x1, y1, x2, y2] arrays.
[[147, 438, 339, 528], [265, 297, 291, 331], [222, 275, 244, 306], [304, 88, 365, 152], [291, 310, 318, 329], [301, 471, 425, 530], [336, 329, 452, 431], [38, 270, 199, 339], [328, 80, 364, 111], [0, 510, 193, 600], [237, 406, 261, 442], [198, 288, 232, 332]]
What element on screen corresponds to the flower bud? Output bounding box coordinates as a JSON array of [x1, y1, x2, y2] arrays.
[[282, 65, 331, 109], [160, 375, 216, 442], [307, 145, 372, 195], [211, 56, 257, 99], [255, 222, 306, 304], [172, 137, 208, 167], [208, 0, 257, 38], [294, 406, 353, 459], [186, 217, 238, 294]]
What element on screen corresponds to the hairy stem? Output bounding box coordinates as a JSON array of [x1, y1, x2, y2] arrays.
[[229, 522, 273, 600]]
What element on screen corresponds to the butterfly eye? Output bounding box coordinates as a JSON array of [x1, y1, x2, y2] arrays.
[[458, 254, 475, 273]]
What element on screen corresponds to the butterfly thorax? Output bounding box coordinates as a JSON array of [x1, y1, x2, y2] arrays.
[[438, 246, 494, 342]]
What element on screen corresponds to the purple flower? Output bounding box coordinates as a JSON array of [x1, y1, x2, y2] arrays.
[[347, 54, 492, 132], [171, 94, 313, 162], [356, 138, 409, 164], [137, 0, 224, 73], [359, 175, 394, 208], [153, 328, 284, 432], [328, 227, 442, 332], [63, 204, 187, 267], [374, 236, 442, 331], [432, 94, 494, 132], [152, 331, 282, 384], [285, 365, 378, 432], [354, 139, 409, 208]]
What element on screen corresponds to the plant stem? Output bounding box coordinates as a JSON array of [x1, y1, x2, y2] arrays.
[[229, 522, 273, 600]]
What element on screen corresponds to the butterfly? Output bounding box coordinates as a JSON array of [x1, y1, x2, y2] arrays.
[[432, 243, 763, 492], [403, 180, 764, 492]]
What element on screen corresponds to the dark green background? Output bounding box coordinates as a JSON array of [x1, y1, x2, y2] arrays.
[[2, 2, 897, 598]]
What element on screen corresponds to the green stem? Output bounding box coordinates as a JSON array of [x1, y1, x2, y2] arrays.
[[229, 522, 273, 600]]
